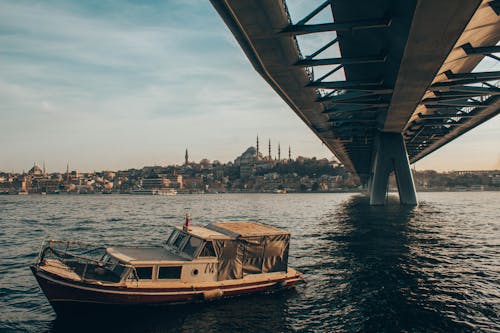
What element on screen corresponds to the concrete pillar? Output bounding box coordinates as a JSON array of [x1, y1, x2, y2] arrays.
[[369, 132, 417, 205]]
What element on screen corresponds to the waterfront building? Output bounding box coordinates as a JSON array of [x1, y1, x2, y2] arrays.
[[141, 177, 170, 190]]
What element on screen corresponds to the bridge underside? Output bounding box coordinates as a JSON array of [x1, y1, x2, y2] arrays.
[[211, 0, 500, 204]]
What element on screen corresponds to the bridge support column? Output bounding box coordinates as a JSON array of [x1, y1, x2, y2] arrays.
[[369, 132, 417, 205]]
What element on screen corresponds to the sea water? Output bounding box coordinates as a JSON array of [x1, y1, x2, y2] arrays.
[[1, 192, 499, 332]]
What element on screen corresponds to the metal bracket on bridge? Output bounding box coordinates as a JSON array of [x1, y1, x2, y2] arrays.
[[462, 43, 500, 61]]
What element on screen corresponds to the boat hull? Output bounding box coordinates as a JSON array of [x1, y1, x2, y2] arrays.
[[31, 265, 303, 315]]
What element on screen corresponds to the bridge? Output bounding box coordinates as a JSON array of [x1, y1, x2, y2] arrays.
[[210, 0, 500, 204]]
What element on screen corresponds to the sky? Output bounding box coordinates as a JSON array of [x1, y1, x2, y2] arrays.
[[1, 0, 498, 173]]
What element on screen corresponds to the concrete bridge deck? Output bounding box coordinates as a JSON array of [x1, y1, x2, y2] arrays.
[[211, 0, 499, 204]]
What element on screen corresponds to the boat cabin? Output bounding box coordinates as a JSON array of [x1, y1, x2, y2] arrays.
[[99, 222, 291, 285]]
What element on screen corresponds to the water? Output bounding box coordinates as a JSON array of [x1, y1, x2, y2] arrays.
[[1, 193, 499, 332]]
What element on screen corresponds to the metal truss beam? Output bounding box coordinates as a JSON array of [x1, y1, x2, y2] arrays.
[[309, 80, 388, 90], [420, 106, 481, 114], [329, 118, 378, 124], [421, 120, 463, 126], [317, 91, 375, 102], [306, 38, 338, 60], [311, 80, 383, 90], [432, 90, 500, 101], [431, 77, 500, 88], [417, 112, 475, 119], [427, 93, 485, 102], [322, 105, 380, 114], [320, 89, 393, 97], [332, 125, 377, 132], [294, 0, 330, 25], [326, 100, 389, 106], [282, 18, 391, 35], [329, 115, 377, 122], [444, 70, 500, 81], [424, 101, 489, 108], [296, 55, 386, 66], [462, 43, 500, 55], [406, 127, 450, 136], [431, 85, 500, 94], [314, 64, 343, 82]]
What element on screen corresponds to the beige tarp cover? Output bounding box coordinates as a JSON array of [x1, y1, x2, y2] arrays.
[[206, 222, 290, 280]]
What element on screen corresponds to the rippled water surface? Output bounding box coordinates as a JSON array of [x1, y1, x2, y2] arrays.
[[1, 193, 499, 332]]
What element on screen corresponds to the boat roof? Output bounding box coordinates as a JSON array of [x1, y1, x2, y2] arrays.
[[107, 247, 188, 264], [175, 225, 234, 240], [175, 222, 289, 240], [206, 221, 289, 238]]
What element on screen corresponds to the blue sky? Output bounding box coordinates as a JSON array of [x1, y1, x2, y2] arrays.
[[1, 0, 498, 172]]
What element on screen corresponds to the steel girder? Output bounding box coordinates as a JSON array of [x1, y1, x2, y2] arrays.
[[210, 0, 498, 178]]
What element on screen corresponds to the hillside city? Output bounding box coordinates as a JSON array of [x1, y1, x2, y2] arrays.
[[1, 140, 499, 195]]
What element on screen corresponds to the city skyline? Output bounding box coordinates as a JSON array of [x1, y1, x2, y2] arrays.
[[1, 0, 499, 173]]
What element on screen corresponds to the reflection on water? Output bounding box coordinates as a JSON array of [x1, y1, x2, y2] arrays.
[[322, 196, 468, 331], [0, 193, 499, 332], [49, 292, 295, 333]]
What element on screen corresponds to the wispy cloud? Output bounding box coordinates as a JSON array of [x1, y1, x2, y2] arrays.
[[0, 0, 496, 172], [0, 0, 334, 171]]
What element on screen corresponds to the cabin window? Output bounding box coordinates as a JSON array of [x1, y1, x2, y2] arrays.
[[135, 267, 153, 280], [173, 233, 187, 249], [104, 256, 118, 270], [112, 263, 127, 278], [199, 241, 216, 257], [167, 230, 179, 245], [158, 266, 182, 279], [182, 236, 203, 257]]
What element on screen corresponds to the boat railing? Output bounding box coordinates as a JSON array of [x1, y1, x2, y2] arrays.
[[37, 239, 139, 284]]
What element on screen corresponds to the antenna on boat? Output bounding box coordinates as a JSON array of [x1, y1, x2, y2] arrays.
[[184, 209, 191, 231]]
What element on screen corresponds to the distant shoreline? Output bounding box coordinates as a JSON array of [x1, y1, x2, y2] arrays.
[[1, 189, 499, 196]]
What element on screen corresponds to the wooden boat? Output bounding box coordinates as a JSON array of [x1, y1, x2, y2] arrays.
[[31, 218, 304, 315]]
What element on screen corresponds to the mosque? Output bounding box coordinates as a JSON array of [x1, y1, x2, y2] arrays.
[[234, 136, 293, 179]]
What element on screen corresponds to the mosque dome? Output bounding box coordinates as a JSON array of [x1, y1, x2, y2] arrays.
[[28, 164, 43, 175]]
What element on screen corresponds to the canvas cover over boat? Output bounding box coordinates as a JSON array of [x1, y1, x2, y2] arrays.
[[205, 222, 290, 280]]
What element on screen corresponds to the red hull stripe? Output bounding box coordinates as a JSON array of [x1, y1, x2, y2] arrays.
[[37, 269, 300, 293]]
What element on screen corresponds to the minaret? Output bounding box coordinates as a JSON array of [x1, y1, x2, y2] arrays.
[[256, 135, 260, 158], [278, 143, 281, 161], [268, 139, 271, 160], [66, 163, 70, 183], [185, 148, 189, 166], [288, 146, 291, 160], [43, 161, 46, 176]]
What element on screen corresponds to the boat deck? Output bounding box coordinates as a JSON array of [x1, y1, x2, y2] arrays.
[[107, 247, 188, 264], [40, 259, 82, 281]]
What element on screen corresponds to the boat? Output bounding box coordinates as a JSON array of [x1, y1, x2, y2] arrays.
[[30, 217, 304, 315], [156, 188, 177, 196], [130, 188, 177, 196]]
